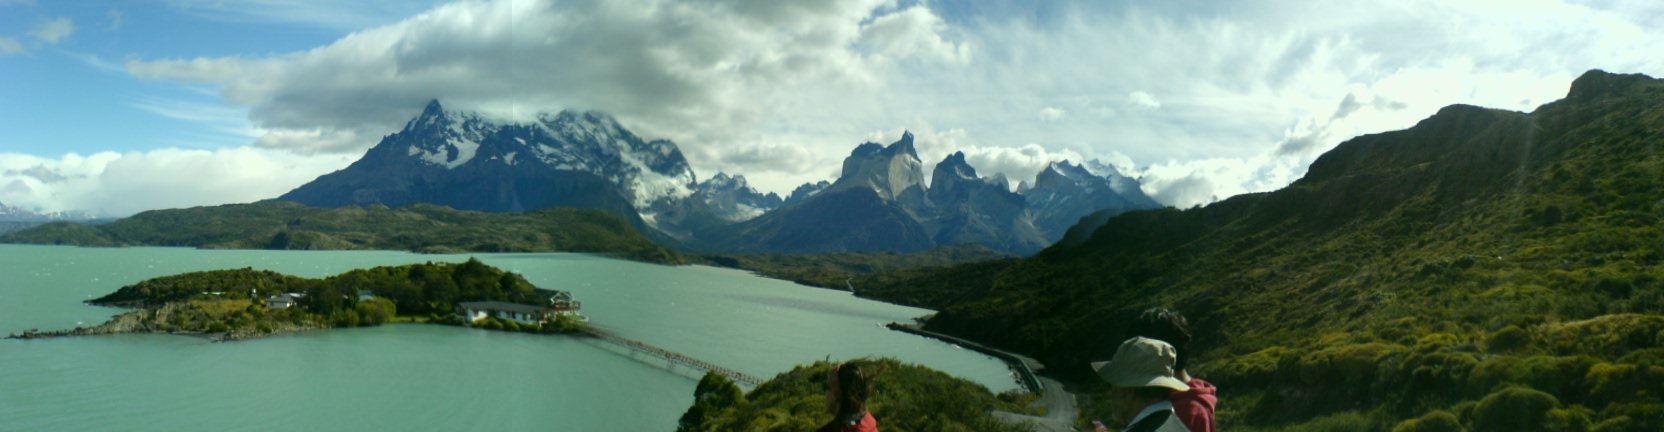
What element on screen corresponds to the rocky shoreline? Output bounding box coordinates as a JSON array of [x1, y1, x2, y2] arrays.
[[6, 302, 326, 342]]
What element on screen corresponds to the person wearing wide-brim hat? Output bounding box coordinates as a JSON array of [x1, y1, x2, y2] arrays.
[[1092, 337, 1193, 432]]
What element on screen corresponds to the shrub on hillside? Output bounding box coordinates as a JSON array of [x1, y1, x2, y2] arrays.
[[1471, 386, 1560, 432], [1584, 363, 1664, 406], [1468, 355, 1596, 400], [1541, 314, 1664, 358], [1487, 325, 1532, 353], [1391, 410, 1462, 432]]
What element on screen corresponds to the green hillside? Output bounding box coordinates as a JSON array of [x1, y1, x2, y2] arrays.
[[695, 244, 1012, 291], [0, 201, 682, 264], [676, 359, 1031, 432], [865, 70, 1664, 430]]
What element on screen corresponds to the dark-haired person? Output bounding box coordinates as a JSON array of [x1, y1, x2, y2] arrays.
[[1093, 337, 1193, 432], [819, 360, 880, 432], [1127, 307, 1217, 432]]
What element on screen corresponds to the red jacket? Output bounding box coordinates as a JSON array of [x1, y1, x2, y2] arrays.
[[817, 411, 878, 432], [1171, 378, 1218, 432]]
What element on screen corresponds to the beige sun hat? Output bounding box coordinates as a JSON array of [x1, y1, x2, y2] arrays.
[[1091, 337, 1191, 392]]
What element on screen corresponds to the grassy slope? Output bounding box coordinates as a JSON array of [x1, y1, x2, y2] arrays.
[[863, 71, 1664, 430], [0, 201, 682, 264]]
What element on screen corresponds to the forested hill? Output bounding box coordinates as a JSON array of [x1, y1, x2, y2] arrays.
[[865, 70, 1664, 430], [0, 201, 682, 264]]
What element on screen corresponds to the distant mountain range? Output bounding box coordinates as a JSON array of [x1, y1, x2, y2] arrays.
[[278, 101, 1160, 255], [0, 200, 100, 234], [712, 132, 1158, 254], [0, 200, 96, 222]]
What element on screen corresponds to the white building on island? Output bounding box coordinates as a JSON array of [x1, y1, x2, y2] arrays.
[[456, 301, 554, 325], [266, 293, 303, 310]]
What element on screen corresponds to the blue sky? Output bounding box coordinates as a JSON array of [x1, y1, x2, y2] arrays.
[[2, 0, 1662, 216], [0, 1, 441, 155]]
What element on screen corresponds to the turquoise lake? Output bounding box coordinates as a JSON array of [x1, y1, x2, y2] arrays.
[[0, 245, 1016, 431]]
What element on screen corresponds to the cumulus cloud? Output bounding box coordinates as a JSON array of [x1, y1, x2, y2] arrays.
[[1037, 107, 1067, 121], [29, 17, 74, 43], [1127, 91, 1161, 110], [857, 4, 972, 64], [0, 148, 351, 217]]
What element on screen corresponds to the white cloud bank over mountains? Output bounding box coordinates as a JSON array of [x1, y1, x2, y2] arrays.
[[3, 0, 1663, 216], [0, 148, 351, 216]]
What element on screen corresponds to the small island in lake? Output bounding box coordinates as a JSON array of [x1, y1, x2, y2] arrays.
[[8, 258, 586, 341]]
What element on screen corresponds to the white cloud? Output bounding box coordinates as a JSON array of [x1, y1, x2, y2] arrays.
[[0, 37, 21, 55], [29, 17, 74, 44], [1037, 107, 1067, 121], [857, 4, 972, 64], [1127, 91, 1161, 110], [0, 148, 351, 217], [107, 9, 124, 31], [162, 0, 448, 31]]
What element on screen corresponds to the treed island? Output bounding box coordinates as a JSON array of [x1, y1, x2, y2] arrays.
[[9, 259, 586, 341]]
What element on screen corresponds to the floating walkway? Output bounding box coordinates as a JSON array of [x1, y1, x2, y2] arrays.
[[582, 327, 764, 387]]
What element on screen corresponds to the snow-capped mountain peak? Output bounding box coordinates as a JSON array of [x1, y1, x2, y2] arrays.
[[402, 100, 498, 169], [699, 172, 782, 222], [286, 100, 700, 229]]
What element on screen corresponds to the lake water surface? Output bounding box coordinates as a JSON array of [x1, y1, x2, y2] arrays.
[[0, 245, 1015, 431]]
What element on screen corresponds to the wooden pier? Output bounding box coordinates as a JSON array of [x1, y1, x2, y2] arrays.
[[583, 327, 764, 387]]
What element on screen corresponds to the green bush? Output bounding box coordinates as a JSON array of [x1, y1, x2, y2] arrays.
[[678, 373, 744, 432], [1298, 343, 1405, 387], [1402, 347, 1479, 399], [1590, 416, 1635, 432], [1391, 410, 1463, 432], [1597, 403, 1664, 431], [1548, 405, 1595, 432], [1287, 410, 1389, 432], [1541, 315, 1664, 358], [1212, 346, 1294, 388], [1471, 386, 1560, 432], [1584, 363, 1664, 406], [1487, 325, 1533, 353], [354, 298, 396, 326], [1469, 355, 1596, 399], [1617, 348, 1664, 367]]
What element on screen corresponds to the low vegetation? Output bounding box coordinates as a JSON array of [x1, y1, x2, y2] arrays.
[[676, 359, 1033, 432], [0, 201, 682, 264]]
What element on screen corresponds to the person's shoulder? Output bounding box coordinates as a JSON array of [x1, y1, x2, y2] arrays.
[[856, 411, 879, 432], [1127, 410, 1175, 432]]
